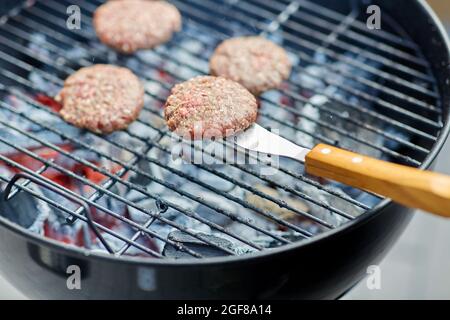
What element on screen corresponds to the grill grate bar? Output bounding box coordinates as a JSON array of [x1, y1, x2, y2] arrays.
[[2, 82, 305, 242], [0, 103, 272, 256], [75, 0, 438, 100], [0, 127, 246, 256], [170, 0, 439, 100], [0, 33, 372, 214], [0, 3, 424, 215], [5, 163, 48, 199], [0, 16, 387, 207], [117, 216, 159, 256], [0, 171, 168, 258], [287, 61, 439, 116], [170, 25, 439, 143], [171, 21, 440, 141], [151, 6, 442, 137], [136, 121, 355, 222], [250, 0, 429, 68], [4, 84, 323, 234], [261, 92, 429, 154], [119, 44, 425, 164], [41, 0, 428, 165], [211, 0, 435, 84], [113, 44, 424, 164], [0, 29, 430, 171], [260, 0, 301, 35], [67, 142, 156, 225], [0, 48, 64, 86], [134, 45, 423, 165], [15, 98, 320, 236], [5, 172, 115, 253], [0, 0, 440, 259], [28, 1, 441, 141], [2, 37, 352, 232], [0, 57, 334, 235], [0, 119, 238, 258], [8, 6, 425, 166], [0, 106, 272, 251], [277, 0, 421, 51], [69, 158, 139, 224], [138, 92, 379, 210], [0, 33, 72, 77], [0, 34, 66, 84]]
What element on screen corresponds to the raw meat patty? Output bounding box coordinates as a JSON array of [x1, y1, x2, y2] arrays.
[[55, 64, 144, 134], [164, 76, 258, 139], [93, 0, 182, 54], [210, 36, 292, 95]]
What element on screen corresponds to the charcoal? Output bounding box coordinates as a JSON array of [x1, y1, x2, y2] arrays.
[[163, 230, 234, 259], [0, 186, 49, 232]]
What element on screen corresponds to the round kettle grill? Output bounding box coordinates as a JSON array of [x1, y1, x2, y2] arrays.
[[0, 0, 448, 299]]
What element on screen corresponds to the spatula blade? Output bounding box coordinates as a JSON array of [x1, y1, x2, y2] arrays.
[[232, 124, 311, 162]]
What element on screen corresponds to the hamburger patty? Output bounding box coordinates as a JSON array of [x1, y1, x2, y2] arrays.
[[164, 76, 258, 139], [93, 0, 182, 54], [210, 36, 292, 95], [55, 64, 144, 134]]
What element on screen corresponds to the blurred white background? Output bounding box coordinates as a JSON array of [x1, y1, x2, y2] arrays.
[[345, 141, 450, 299], [345, 138, 450, 299]]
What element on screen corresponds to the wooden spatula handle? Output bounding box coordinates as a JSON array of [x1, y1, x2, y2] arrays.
[[305, 144, 450, 218]]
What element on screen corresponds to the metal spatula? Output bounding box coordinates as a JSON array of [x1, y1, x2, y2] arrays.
[[233, 124, 450, 218]]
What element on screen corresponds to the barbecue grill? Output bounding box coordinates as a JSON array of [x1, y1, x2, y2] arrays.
[[0, 0, 448, 299]]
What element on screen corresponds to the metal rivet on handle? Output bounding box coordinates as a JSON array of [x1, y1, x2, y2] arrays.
[[352, 157, 363, 164]]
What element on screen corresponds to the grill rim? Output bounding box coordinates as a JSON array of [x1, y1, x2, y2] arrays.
[[0, 0, 449, 265]]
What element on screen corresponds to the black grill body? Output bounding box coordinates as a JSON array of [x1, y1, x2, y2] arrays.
[[0, 200, 414, 299], [0, 0, 448, 299]]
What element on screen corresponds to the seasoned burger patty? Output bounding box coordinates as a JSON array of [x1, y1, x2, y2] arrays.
[[164, 76, 258, 139], [55, 65, 144, 134], [93, 0, 182, 54], [210, 36, 292, 95]]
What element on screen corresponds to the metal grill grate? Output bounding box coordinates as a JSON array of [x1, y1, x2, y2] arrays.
[[0, 0, 443, 259]]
